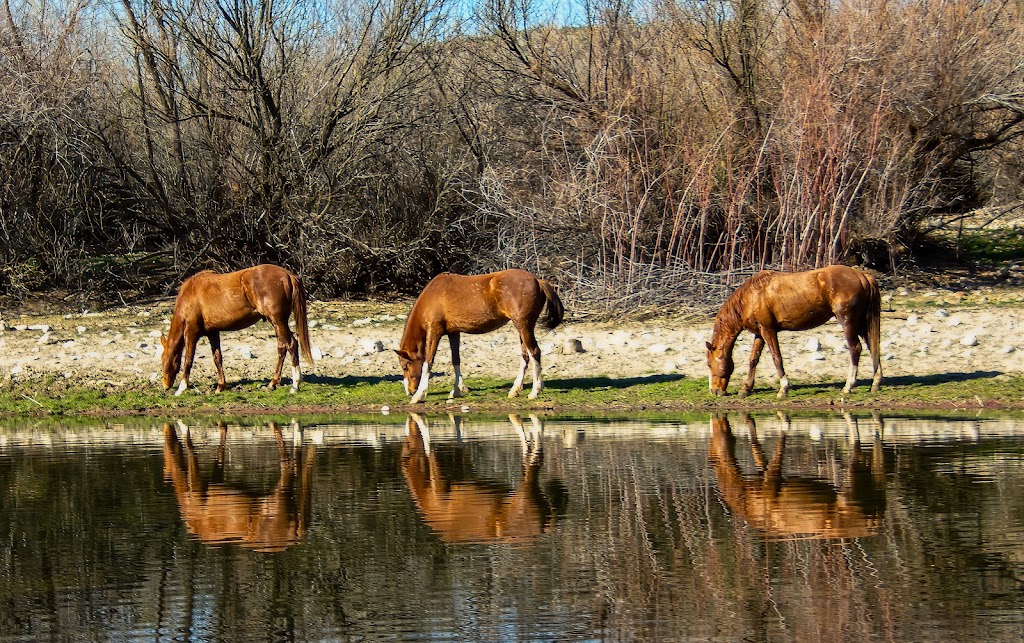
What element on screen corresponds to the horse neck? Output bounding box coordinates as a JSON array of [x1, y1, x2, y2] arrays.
[[399, 304, 428, 357], [166, 311, 187, 352], [711, 310, 741, 351]]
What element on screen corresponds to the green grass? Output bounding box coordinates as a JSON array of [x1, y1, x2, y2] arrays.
[[3, 370, 1024, 419]]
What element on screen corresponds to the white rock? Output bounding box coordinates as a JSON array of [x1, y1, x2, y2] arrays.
[[561, 338, 584, 354], [148, 330, 162, 338], [808, 351, 826, 361], [906, 314, 919, 325], [947, 317, 962, 327], [662, 361, 677, 373], [805, 338, 821, 352], [77, 326, 87, 334], [358, 339, 385, 353], [934, 309, 949, 318], [647, 343, 672, 354], [27, 324, 50, 333], [999, 345, 1016, 354], [960, 333, 978, 347], [237, 345, 255, 359], [10, 365, 24, 375], [311, 346, 325, 360]]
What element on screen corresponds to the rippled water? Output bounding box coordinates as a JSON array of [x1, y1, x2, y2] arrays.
[[2, 412, 1024, 641]]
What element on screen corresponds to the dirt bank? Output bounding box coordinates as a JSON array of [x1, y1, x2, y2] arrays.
[[2, 285, 1024, 395]]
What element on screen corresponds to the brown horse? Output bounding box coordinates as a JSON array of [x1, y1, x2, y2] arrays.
[[395, 269, 564, 403], [162, 421, 315, 552], [161, 264, 313, 395], [706, 265, 881, 398], [708, 413, 886, 540], [401, 413, 560, 544]]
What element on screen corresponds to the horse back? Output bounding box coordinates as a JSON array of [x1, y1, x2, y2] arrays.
[[415, 269, 544, 334], [758, 266, 875, 331]]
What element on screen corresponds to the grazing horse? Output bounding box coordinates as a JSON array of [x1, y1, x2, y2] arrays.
[[706, 265, 881, 398], [395, 269, 564, 403], [161, 264, 313, 395], [401, 413, 562, 544], [162, 421, 315, 552], [708, 413, 886, 540]]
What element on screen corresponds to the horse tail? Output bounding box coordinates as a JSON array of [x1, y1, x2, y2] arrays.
[[865, 273, 882, 367], [290, 273, 314, 364], [538, 279, 565, 330]]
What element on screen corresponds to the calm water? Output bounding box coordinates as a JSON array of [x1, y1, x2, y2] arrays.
[[2, 411, 1024, 642]]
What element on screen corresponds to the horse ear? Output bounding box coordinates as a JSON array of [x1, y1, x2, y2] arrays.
[[395, 349, 410, 360], [705, 341, 714, 351]]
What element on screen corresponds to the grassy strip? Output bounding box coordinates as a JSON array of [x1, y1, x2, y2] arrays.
[[2, 371, 1024, 418]]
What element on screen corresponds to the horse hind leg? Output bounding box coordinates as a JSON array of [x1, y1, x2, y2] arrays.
[[520, 323, 544, 399], [509, 352, 528, 398], [268, 321, 294, 392], [842, 323, 863, 394]]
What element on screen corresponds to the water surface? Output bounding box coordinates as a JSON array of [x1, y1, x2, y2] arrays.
[[2, 412, 1024, 641]]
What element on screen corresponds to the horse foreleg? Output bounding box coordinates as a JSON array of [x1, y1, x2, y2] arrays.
[[842, 324, 863, 394], [175, 329, 200, 396], [209, 332, 226, 393], [410, 331, 442, 404], [738, 336, 765, 398], [448, 333, 469, 399], [762, 330, 789, 399]]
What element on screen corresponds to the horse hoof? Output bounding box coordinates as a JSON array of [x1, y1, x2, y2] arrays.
[[738, 389, 749, 398], [528, 391, 539, 400], [508, 390, 521, 399], [777, 391, 788, 400]]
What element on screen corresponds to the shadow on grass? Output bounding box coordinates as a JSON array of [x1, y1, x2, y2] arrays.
[[738, 371, 1007, 397], [223, 374, 400, 390], [545, 374, 686, 392]]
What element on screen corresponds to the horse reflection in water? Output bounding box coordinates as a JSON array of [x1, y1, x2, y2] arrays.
[[402, 413, 565, 544], [708, 413, 886, 540], [163, 420, 314, 552]]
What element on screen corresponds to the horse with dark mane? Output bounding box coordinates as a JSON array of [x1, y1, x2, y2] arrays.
[[161, 264, 313, 395], [395, 269, 564, 402], [705, 265, 881, 398]]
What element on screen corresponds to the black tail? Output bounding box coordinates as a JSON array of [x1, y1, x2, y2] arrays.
[[538, 279, 565, 330]]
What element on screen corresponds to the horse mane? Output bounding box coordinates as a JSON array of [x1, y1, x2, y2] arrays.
[[712, 271, 776, 341]]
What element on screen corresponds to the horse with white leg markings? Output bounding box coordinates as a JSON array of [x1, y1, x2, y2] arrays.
[[161, 264, 313, 395], [706, 265, 882, 399], [395, 269, 564, 403]]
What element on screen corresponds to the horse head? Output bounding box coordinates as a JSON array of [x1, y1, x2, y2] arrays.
[[706, 340, 734, 395], [161, 332, 182, 390], [395, 349, 423, 396]]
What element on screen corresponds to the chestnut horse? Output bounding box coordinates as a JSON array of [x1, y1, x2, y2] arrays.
[[708, 413, 886, 540], [395, 269, 564, 403], [161, 264, 313, 395], [401, 413, 559, 544], [706, 265, 881, 398]]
